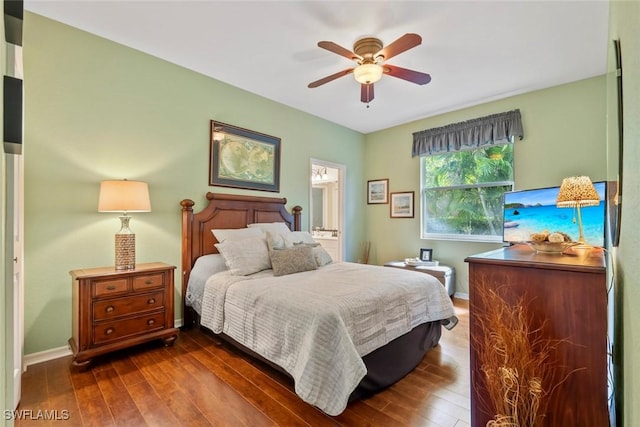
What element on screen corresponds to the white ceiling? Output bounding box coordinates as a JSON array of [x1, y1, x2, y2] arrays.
[[24, 1, 610, 134]]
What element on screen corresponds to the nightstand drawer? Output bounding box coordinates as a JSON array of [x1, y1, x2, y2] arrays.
[[93, 291, 165, 321], [132, 273, 165, 291], [93, 278, 129, 297], [92, 312, 165, 346]]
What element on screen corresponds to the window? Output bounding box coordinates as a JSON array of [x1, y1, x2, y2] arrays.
[[421, 143, 514, 242]]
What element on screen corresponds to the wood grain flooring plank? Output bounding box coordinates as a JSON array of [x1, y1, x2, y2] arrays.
[[151, 343, 252, 427], [93, 367, 148, 426], [45, 357, 82, 426], [188, 345, 308, 427], [68, 367, 115, 426], [199, 335, 339, 427], [129, 349, 212, 427], [171, 350, 270, 424], [123, 380, 182, 427], [109, 352, 148, 387]]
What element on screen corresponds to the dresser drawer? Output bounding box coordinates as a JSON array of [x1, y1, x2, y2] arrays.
[[92, 278, 129, 297], [93, 291, 165, 321], [92, 312, 165, 346], [132, 273, 165, 291]]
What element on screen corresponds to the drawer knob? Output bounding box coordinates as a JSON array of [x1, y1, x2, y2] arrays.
[[106, 285, 116, 291], [105, 327, 114, 335], [145, 279, 153, 285], [105, 305, 115, 313], [147, 319, 155, 326], [147, 298, 156, 305]]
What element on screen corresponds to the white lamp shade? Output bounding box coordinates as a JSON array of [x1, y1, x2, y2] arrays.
[[354, 63, 383, 84], [98, 180, 151, 213]]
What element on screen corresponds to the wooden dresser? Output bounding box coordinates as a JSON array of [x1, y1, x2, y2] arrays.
[[465, 244, 608, 427], [69, 262, 179, 367]]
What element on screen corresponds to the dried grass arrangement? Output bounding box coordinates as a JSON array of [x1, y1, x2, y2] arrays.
[[473, 286, 577, 427]]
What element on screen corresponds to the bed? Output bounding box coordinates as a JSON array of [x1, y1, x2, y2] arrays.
[[180, 192, 457, 416]]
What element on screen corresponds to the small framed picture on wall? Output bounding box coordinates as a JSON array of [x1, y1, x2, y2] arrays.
[[390, 191, 414, 218], [367, 179, 389, 204]]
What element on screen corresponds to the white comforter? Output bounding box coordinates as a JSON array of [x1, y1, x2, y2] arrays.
[[199, 261, 456, 415]]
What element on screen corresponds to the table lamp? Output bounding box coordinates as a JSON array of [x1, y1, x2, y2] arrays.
[[98, 179, 151, 270], [556, 176, 600, 246]]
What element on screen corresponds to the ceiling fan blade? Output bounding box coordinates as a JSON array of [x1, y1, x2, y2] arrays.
[[361, 83, 375, 103], [308, 68, 354, 88], [318, 41, 361, 61], [384, 64, 431, 85], [376, 33, 422, 61]]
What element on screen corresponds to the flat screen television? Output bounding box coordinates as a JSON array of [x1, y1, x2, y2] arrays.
[[503, 181, 606, 247]]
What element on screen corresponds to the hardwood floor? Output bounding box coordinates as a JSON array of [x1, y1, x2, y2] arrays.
[[16, 299, 469, 427]]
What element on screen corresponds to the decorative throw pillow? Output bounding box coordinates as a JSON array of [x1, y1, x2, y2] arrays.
[[215, 235, 271, 276], [269, 246, 318, 276], [211, 227, 263, 243], [248, 222, 292, 236]]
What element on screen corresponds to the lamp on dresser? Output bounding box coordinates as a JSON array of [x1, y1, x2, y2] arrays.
[[555, 175, 601, 246], [98, 179, 151, 270]]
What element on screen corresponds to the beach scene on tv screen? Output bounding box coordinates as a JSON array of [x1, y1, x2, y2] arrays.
[[503, 183, 606, 247]]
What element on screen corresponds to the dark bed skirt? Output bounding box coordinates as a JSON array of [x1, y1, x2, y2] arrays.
[[350, 320, 442, 401], [191, 314, 442, 404]]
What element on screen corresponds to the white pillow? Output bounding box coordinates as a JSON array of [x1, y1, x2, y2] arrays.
[[248, 222, 292, 236], [185, 254, 228, 313], [285, 231, 317, 246], [212, 227, 263, 243], [266, 231, 289, 250], [215, 235, 271, 275]]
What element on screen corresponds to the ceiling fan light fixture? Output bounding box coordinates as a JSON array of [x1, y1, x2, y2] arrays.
[[354, 63, 383, 84]]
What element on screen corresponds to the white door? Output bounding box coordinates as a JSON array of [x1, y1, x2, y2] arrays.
[[7, 153, 24, 410], [5, 36, 25, 410], [310, 159, 345, 261], [3, 154, 24, 409]]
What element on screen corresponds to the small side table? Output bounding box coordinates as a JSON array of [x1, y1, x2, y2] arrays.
[[384, 261, 455, 297], [69, 262, 179, 367]]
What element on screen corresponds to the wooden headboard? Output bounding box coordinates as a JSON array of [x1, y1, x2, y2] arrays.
[[180, 192, 302, 326]]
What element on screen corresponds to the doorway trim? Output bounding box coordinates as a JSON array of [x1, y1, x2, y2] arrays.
[[310, 158, 346, 262]]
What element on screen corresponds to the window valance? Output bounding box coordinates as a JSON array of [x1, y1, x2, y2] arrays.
[[412, 109, 523, 157]]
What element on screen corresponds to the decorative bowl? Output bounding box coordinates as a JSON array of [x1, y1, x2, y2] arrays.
[[527, 241, 578, 254]]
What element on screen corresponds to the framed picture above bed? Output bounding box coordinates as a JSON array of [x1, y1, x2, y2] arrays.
[[390, 191, 414, 218], [210, 120, 281, 192]]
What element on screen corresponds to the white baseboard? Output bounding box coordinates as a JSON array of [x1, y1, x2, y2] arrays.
[[23, 318, 184, 369], [23, 345, 72, 369], [454, 292, 469, 300]]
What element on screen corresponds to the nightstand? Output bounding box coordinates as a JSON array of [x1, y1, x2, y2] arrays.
[[384, 261, 455, 296], [69, 262, 179, 367]]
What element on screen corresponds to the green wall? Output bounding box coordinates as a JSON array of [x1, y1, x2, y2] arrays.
[[364, 77, 607, 295], [22, 13, 365, 354], [609, 1, 640, 426]]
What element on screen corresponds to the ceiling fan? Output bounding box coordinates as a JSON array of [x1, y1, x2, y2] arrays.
[[307, 33, 431, 105]]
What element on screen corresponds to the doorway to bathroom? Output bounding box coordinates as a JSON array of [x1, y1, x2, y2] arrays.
[[310, 159, 345, 261]]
